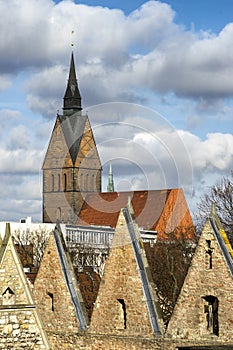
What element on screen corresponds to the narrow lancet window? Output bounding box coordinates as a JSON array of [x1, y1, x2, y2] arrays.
[[63, 173, 67, 192], [52, 174, 55, 192], [116, 299, 127, 330], [58, 174, 61, 191], [56, 207, 62, 221], [206, 240, 213, 269], [203, 295, 219, 336], [2, 287, 15, 305], [48, 292, 54, 311]]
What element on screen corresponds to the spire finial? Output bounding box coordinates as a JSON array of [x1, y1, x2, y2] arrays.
[[71, 30, 74, 49], [107, 160, 115, 192]]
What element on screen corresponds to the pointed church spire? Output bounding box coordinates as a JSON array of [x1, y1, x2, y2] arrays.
[[63, 52, 82, 115], [107, 161, 115, 192]]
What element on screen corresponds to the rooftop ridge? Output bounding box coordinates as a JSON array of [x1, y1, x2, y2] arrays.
[[53, 226, 88, 330], [211, 204, 233, 258], [122, 206, 162, 335]]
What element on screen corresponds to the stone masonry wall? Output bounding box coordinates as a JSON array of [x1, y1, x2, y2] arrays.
[[0, 310, 48, 350], [47, 332, 162, 350], [89, 210, 162, 337], [0, 228, 49, 349], [166, 219, 233, 345], [33, 234, 81, 334]]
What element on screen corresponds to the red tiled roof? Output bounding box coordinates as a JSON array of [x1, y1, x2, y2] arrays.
[[77, 189, 194, 239]]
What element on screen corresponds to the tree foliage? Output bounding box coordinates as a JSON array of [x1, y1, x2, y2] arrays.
[[197, 171, 233, 241]]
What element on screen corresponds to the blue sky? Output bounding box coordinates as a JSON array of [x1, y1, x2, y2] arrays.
[[0, 0, 232, 222], [53, 0, 233, 32]]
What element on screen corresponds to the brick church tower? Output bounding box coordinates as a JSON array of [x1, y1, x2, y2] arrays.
[[42, 52, 102, 223]]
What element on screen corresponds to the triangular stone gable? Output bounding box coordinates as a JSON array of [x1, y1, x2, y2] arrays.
[[89, 205, 163, 337], [75, 116, 102, 169], [166, 217, 233, 345], [42, 115, 72, 169], [33, 227, 88, 333], [0, 223, 50, 349]]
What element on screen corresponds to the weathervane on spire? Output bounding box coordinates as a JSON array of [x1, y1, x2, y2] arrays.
[[71, 30, 75, 49]]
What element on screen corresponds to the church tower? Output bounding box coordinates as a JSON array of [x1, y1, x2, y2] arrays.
[[42, 52, 102, 223]]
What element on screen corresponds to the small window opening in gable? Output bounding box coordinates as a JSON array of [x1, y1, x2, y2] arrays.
[[2, 287, 15, 305], [203, 295, 219, 336], [48, 292, 54, 311], [116, 299, 127, 330], [206, 239, 213, 269]]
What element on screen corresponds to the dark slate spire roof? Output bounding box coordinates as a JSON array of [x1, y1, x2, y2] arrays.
[[63, 52, 82, 113], [60, 52, 86, 164]]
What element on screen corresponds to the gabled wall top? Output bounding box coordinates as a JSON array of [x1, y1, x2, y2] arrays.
[[89, 203, 163, 336]]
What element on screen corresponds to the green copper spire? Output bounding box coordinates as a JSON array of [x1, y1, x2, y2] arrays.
[[107, 161, 115, 192]]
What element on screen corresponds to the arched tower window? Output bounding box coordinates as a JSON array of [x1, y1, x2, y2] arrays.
[[79, 173, 83, 191], [63, 173, 67, 192], [58, 174, 61, 191], [85, 174, 89, 191], [56, 207, 62, 221], [92, 174, 95, 191], [52, 174, 55, 192]]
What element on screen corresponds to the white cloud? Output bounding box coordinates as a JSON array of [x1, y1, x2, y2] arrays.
[[0, 75, 11, 92], [7, 125, 31, 150], [0, 0, 232, 114], [186, 132, 233, 171], [0, 1, 232, 220], [0, 148, 43, 173]]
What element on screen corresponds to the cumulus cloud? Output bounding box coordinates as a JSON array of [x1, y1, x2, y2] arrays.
[[0, 1, 232, 220], [0, 173, 42, 221], [88, 103, 233, 213], [0, 148, 43, 173], [0, 0, 232, 118], [0, 75, 12, 92]]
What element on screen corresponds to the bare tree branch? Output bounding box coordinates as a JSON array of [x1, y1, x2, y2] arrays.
[[196, 171, 233, 241]]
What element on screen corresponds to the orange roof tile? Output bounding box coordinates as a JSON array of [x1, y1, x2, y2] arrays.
[[77, 189, 195, 240]]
